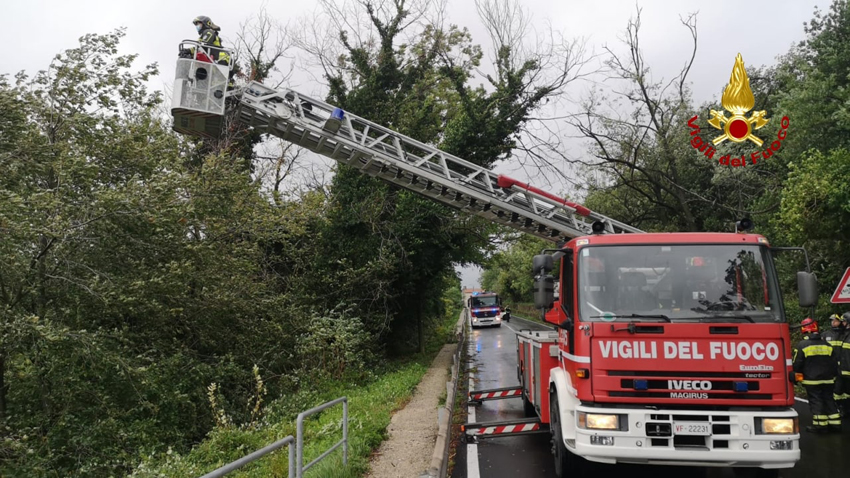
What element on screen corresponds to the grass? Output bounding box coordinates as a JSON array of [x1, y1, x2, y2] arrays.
[[131, 364, 429, 478], [509, 303, 546, 324], [131, 309, 463, 478]]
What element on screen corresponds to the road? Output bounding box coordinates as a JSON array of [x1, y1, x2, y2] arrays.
[[452, 316, 850, 478]]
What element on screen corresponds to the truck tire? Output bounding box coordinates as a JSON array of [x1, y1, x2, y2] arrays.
[[550, 391, 584, 477], [522, 391, 536, 417], [733, 468, 779, 478]]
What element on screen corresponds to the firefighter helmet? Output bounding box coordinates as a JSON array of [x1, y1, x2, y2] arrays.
[[842, 312, 850, 323], [801, 317, 818, 334], [831, 313, 843, 323], [193, 16, 220, 31]]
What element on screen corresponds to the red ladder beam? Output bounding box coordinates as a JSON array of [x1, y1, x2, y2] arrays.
[[497, 175, 592, 216]]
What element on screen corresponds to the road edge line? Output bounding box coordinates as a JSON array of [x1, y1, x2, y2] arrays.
[[467, 329, 480, 478]]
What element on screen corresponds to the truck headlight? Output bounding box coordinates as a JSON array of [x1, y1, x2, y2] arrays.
[[578, 413, 621, 430], [756, 417, 798, 435]]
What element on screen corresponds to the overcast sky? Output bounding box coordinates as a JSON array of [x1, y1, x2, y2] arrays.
[[3, 0, 833, 289]]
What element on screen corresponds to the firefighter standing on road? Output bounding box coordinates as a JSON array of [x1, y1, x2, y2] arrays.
[[825, 313, 850, 417], [793, 317, 841, 433]]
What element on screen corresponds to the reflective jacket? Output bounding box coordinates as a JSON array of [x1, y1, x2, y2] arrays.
[[793, 332, 838, 385], [823, 327, 845, 352], [832, 328, 850, 376], [198, 28, 231, 65]]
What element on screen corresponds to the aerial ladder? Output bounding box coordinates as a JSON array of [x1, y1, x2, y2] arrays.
[[172, 41, 642, 442], [171, 41, 643, 244]]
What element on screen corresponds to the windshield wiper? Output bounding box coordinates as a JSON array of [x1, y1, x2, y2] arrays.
[[590, 313, 671, 323], [687, 313, 755, 323]]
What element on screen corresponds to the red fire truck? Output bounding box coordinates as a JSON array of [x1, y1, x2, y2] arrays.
[[170, 55, 815, 477], [467, 291, 508, 328]]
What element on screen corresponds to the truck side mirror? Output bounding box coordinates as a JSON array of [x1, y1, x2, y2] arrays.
[[534, 274, 555, 310], [533, 254, 553, 275], [797, 271, 818, 307]]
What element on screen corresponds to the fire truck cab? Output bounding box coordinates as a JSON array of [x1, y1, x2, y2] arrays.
[[468, 291, 506, 328], [523, 230, 818, 477]]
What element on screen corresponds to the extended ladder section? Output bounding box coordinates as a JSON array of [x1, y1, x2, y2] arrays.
[[225, 81, 642, 242]]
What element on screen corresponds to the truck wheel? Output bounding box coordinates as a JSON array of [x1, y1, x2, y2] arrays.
[[733, 469, 779, 478], [522, 391, 536, 417], [550, 391, 584, 477]]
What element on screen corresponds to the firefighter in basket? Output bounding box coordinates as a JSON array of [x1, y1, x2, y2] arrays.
[[178, 16, 229, 63], [793, 317, 842, 433]]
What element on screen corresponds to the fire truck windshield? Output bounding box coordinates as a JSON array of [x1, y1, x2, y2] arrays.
[[577, 244, 782, 323], [471, 296, 499, 307]]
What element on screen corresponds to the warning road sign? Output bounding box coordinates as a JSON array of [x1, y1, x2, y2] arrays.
[[830, 267, 850, 304]]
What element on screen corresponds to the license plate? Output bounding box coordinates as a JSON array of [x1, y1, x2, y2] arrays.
[[673, 422, 711, 436]]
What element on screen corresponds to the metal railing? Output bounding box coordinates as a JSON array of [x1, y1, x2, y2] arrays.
[[296, 397, 348, 478], [177, 39, 236, 64], [197, 396, 348, 478], [199, 435, 295, 478]]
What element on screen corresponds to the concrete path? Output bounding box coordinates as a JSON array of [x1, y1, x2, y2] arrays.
[[366, 344, 456, 478]]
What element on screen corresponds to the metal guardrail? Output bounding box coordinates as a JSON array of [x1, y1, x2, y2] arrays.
[[296, 396, 348, 478], [197, 397, 348, 478], [199, 435, 295, 478]]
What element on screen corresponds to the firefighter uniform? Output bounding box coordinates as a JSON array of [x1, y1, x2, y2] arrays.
[[826, 313, 850, 416], [793, 319, 841, 433], [191, 16, 232, 65]]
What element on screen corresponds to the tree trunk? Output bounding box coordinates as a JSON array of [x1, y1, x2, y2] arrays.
[[0, 352, 6, 418], [418, 306, 425, 354]]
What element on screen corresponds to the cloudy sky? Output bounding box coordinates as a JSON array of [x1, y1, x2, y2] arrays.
[[3, 0, 833, 288]]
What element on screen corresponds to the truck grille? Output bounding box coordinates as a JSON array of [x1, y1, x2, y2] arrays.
[[604, 370, 778, 401], [644, 413, 735, 451], [474, 310, 498, 318]]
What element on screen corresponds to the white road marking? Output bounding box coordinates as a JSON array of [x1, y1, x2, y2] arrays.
[[467, 336, 480, 478]]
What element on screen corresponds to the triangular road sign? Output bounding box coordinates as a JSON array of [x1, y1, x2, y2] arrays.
[[830, 267, 850, 304]]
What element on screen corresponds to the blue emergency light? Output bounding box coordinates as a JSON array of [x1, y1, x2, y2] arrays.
[[733, 382, 749, 392], [634, 379, 648, 390]]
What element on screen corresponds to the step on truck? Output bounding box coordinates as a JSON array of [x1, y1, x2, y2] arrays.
[[170, 47, 813, 477]]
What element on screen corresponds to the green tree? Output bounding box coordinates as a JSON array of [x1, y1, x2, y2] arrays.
[[773, 148, 850, 310], [306, 0, 586, 353], [481, 235, 551, 303], [0, 29, 329, 476]]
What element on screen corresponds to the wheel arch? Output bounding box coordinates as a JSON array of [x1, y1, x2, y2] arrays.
[[549, 367, 580, 441]]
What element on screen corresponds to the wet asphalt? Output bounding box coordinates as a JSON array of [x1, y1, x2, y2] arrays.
[[451, 316, 850, 478]]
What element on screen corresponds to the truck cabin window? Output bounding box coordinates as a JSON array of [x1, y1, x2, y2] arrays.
[[471, 296, 499, 307], [577, 245, 781, 323]]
